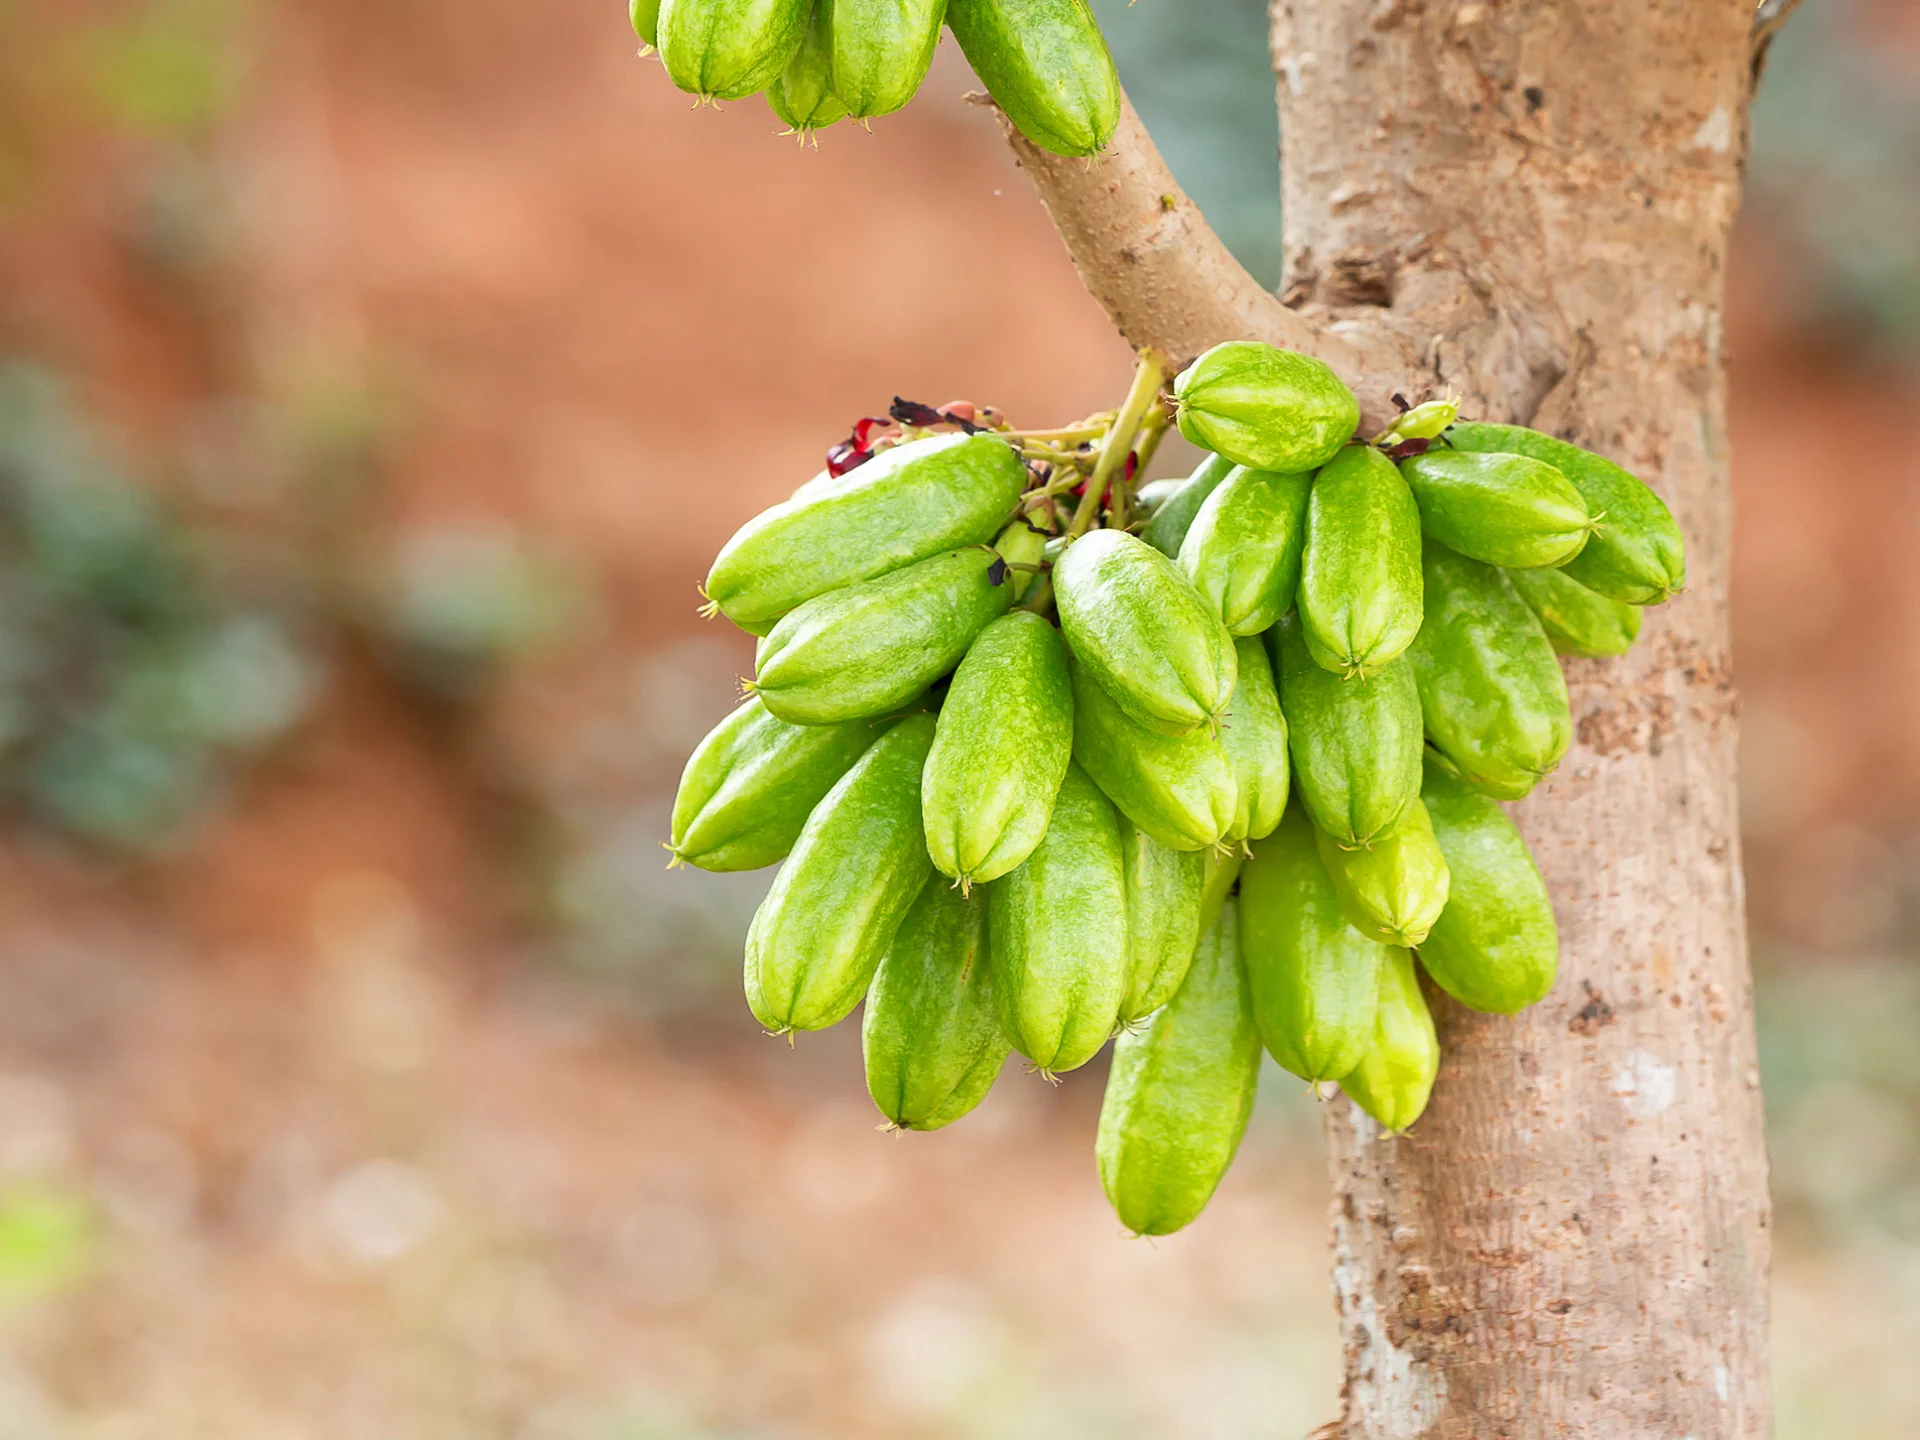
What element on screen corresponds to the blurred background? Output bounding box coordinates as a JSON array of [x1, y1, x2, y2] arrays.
[[0, 0, 1914, 1434]]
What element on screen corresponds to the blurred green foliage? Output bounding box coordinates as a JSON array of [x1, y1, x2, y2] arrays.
[[1750, 1, 1920, 353], [70, 0, 253, 138], [0, 1185, 95, 1310], [0, 363, 317, 852]]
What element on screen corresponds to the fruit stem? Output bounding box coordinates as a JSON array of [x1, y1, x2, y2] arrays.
[[1019, 349, 1168, 617]]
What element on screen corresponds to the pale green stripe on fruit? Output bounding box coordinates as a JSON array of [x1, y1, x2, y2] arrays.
[[657, 0, 812, 100], [1172, 342, 1360, 474], [1398, 449, 1595, 570], [944, 0, 1120, 157], [826, 0, 946, 118], [1178, 465, 1313, 637], [1506, 564, 1642, 657], [1139, 452, 1234, 558]]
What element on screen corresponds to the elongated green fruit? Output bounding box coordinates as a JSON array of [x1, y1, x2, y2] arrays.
[[1314, 798, 1450, 948], [1117, 828, 1204, 1026], [1199, 846, 1243, 937], [1172, 342, 1360, 474], [1340, 948, 1439, 1133], [1139, 453, 1234, 558], [752, 548, 1012, 725], [1446, 422, 1685, 604], [1299, 445, 1423, 678], [1069, 654, 1236, 852], [1055, 528, 1236, 735], [863, 881, 1010, 1130], [1239, 806, 1385, 1082], [944, 0, 1120, 157], [826, 0, 945, 118], [769, 0, 849, 134], [1220, 635, 1288, 845], [1269, 611, 1421, 848], [922, 611, 1073, 888], [1409, 541, 1570, 800], [1418, 755, 1559, 1012], [1096, 905, 1262, 1236], [705, 433, 1027, 631], [1178, 465, 1314, 636], [670, 697, 882, 870], [632, 0, 661, 48], [1132, 477, 1184, 522], [747, 714, 936, 1033], [988, 763, 1129, 1074], [657, 0, 811, 100], [1506, 564, 1642, 657], [1398, 449, 1595, 570]]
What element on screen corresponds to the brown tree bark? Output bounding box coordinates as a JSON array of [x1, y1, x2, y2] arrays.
[[1004, 0, 1774, 1433]]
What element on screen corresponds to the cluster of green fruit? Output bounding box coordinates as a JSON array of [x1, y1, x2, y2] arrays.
[[629, 0, 1120, 156], [670, 342, 1684, 1235]]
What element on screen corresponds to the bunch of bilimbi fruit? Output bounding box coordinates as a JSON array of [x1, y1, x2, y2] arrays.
[[630, 0, 1120, 155], [670, 341, 1684, 1236]]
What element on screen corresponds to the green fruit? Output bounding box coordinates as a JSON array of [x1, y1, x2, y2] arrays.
[[1132, 477, 1185, 522], [657, 0, 811, 100], [1314, 798, 1450, 948], [1238, 806, 1385, 1083], [632, 0, 661, 48], [1069, 653, 1236, 852], [1409, 541, 1570, 800], [1269, 611, 1421, 848], [669, 697, 882, 871], [1199, 845, 1243, 936], [1220, 635, 1288, 845], [944, 0, 1120, 158], [747, 714, 936, 1033], [1177, 465, 1314, 636], [1299, 445, 1423, 678], [1172, 342, 1360, 474], [992, 518, 1048, 601], [1054, 528, 1237, 735], [1418, 754, 1559, 1012], [1340, 947, 1439, 1133], [1096, 904, 1262, 1236], [769, 0, 849, 134], [825, 0, 946, 118], [752, 548, 1013, 725], [988, 763, 1130, 1074], [1139, 453, 1234, 558], [1506, 564, 1643, 657], [1398, 449, 1596, 569], [922, 610, 1073, 888], [863, 880, 1010, 1130], [705, 433, 1027, 632], [1446, 422, 1685, 604], [1117, 827, 1204, 1027]]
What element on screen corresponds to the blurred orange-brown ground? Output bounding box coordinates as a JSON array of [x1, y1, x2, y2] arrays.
[[0, 0, 1918, 1434]]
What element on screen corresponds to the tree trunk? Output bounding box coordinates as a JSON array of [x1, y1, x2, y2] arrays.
[[1003, 0, 1774, 1431], [1275, 2, 1771, 1433]]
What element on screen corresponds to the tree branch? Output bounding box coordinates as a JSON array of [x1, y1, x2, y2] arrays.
[[1750, 0, 1807, 79], [987, 92, 1415, 428]]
